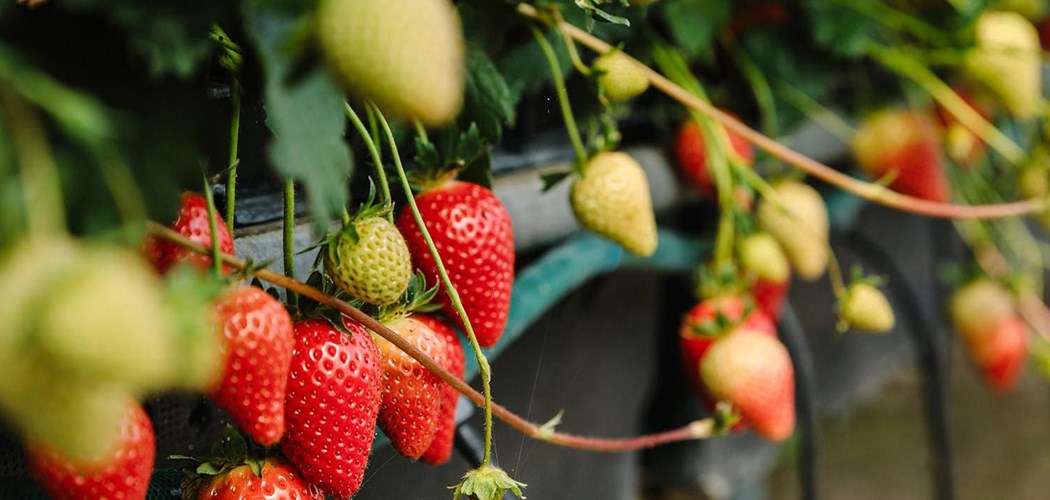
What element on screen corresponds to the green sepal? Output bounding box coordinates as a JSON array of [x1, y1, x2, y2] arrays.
[[451, 465, 526, 500], [541, 170, 573, 192], [369, 271, 440, 324]]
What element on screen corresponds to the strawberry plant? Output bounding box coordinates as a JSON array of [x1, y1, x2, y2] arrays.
[[4, 0, 1050, 498]]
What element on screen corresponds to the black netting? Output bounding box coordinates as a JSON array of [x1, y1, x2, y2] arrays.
[[0, 393, 232, 498]]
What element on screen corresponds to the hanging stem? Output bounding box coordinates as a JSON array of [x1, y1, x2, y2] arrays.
[[145, 220, 717, 450], [774, 80, 856, 143], [514, 3, 1044, 220], [344, 101, 392, 218], [369, 103, 497, 467], [722, 37, 778, 138], [225, 77, 242, 225], [283, 179, 298, 309], [0, 84, 65, 235], [531, 26, 588, 166], [202, 176, 223, 278]]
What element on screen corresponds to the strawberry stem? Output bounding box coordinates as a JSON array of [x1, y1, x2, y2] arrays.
[[225, 77, 241, 225], [369, 104, 498, 468], [531, 26, 588, 167], [721, 37, 778, 138], [651, 44, 736, 271], [516, 2, 1046, 220], [283, 178, 298, 309], [203, 175, 223, 278], [145, 220, 719, 452], [0, 84, 65, 236], [344, 101, 392, 219], [774, 80, 856, 143]]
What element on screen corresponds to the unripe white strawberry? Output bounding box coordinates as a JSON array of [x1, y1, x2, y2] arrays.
[[571, 152, 658, 257], [963, 11, 1042, 121], [756, 180, 829, 280], [316, 0, 465, 126]]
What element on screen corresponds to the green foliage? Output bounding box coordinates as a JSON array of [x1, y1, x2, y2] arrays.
[[244, 4, 353, 233], [462, 46, 516, 144], [657, 0, 731, 60]]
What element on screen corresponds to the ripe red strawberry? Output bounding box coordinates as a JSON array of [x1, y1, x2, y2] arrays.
[[679, 295, 777, 430], [26, 400, 155, 500], [197, 457, 322, 500], [1039, 18, 1050, 50], [950, 280, 1028, 392], [852, 109, 950, 203], [211, 286, 295, 446], [701, 329, 795, 441], [966, 316, 1029, 392], [674, 116, 754, 198], [739, 232, 790, 321], [145, 192, 235, 274], [373, 316, 446, 460], [282, 319, 382, 499], [396, 181, 515, 348], [414, 314, 466, 465]]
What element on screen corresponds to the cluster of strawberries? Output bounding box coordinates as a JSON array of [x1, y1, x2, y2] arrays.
[[26, 178, 514, 499]]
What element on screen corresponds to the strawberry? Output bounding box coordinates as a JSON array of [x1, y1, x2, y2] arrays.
[[738, 232, 790, 321], [414, 314, 466, 465], [756, 180, 829, 280], [197, 457, 322, 500], [838, 282, 895, 333], [371, 316, 445, 460], [949, 279, 1028, 392], [932, 87, 992, 167], [211, 286, 295, 446], [965, 315, 1029, 392], [26, 400, 155, 500], [282, 319, 382, 499], [396, 180, 515, 348], [673, 116, 754, 198], [315, 0, 464, 126], [963, 11, 1042, 121], [1040, 18, 1050, 50], [145, 191, 235, 274], [325, 213, 413, 306], [701, 329, 795, 441], [949, 279, 1017, 339], [679, 295, 777, 431], [571, 151, 658, 257], [593, 51, 649, 103], [852, 109, 950, 202]]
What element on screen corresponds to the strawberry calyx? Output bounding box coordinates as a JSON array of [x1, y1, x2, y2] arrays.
[[693, 262, 749, 300], [452, 464, 526, 500], [368, 271, 440, 325], [174, 425, 269, 495]]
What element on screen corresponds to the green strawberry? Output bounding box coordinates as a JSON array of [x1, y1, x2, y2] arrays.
[[756, 180, 829, 280], [325, 213, 413, 306], [701, 329, 795, 441], [315, 0, 465, 125], [593, 51, 649, 103], [571, 152, 658, 257], [739, 232, 791, 321], [36, 246, 176, 388], [963, 11, 1042, 121], [838, 282, 895, 333]]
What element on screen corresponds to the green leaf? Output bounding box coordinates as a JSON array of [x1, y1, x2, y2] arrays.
[[462, 46, 515, 144], [499, 30, 572, 103], [196, 462, 223, 476], [658, 0, 730, 59], [540, 170, 572, 192], [244, 5, 353, 233], [804, 0, 876, 57], [574, 0, 631, 27]]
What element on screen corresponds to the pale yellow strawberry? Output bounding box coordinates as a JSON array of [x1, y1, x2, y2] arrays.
[[739, 232, 789, 283], [756, 180, 829, 280], [593, 51, 649, 103], [950, 279, 1016, 340], [839, 283, 895, 333], [963, 11, 1042, 121], [571, 152, 658, 257], [316, 0, 464, 126]]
